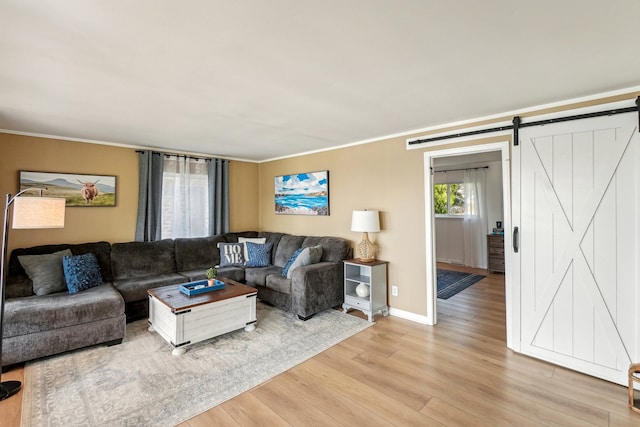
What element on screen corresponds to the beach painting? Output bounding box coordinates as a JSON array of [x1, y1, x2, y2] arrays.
[[275, 171, 329, 215]]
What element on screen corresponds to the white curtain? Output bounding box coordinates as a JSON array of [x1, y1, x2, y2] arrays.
[[463, 168, 488, 268], [162, 155, 209, 239]]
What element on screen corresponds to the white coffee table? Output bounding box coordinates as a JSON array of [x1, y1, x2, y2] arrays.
[[147, 278, 257, 355]]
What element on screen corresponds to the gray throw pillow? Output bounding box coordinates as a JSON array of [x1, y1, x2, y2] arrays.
[[18, 249, 73, 296], [286, 245, 323, 279], [217, 242, 245, 267]]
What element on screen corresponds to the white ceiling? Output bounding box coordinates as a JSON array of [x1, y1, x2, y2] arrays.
[[1, 1, 639, 162]]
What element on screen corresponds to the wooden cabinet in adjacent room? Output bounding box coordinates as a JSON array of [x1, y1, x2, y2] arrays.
[[487, 234, 505, 273]]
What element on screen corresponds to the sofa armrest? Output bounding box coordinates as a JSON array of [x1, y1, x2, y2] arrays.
[[290, 262, 343, 319]]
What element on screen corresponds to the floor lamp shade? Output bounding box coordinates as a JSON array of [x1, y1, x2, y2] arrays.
[[12, 197, 65, 229], [351, 210, 380, 262]]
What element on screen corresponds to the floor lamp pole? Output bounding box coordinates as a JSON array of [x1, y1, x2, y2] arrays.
[[0, 193, 21, 400], [0, 188, 64, 401]]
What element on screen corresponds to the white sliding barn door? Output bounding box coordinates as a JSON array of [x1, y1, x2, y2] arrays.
[[513, 113, 640, 385]]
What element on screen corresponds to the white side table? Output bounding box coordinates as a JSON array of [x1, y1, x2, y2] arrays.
[[342, 259, 388, 322]]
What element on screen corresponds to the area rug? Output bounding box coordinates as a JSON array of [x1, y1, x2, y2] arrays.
[[21, 302, 371, 427], [437, 269, 486, 299]]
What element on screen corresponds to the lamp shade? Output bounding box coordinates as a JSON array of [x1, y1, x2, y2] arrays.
[[351, 210, 380, 233], [12, 197, 65, 229]]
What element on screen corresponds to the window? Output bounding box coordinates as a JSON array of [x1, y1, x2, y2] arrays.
[[434, 183, 465, 215], [161, 156, 209, 239], [136, 151, 229, 242]]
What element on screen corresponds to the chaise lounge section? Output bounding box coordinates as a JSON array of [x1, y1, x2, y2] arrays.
[[4, 242, 126, 366]]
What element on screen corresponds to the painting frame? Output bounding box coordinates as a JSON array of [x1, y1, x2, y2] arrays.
[[274, 170, 329, 216], [19, 171, 117, 207]]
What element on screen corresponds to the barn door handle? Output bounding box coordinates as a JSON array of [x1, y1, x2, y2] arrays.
[[513, 227, 519, 253]]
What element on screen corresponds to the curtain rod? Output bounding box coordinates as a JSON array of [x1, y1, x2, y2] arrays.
[[135, 150, 230, 162], [433, 166, 489, 173]]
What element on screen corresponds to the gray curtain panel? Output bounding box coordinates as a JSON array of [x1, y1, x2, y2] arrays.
[[135, 151, 163, 241], [208, 158, 230, 235]]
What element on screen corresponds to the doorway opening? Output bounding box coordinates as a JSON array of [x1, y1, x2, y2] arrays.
[[423, 141, 515, 349]]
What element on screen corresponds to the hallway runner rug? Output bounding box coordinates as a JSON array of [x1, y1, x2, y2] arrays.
[[437, 269, 486, 299], [21, 302, 371, 427]]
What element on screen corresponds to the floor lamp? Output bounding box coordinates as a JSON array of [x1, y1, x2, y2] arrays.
[[0, 189, 65, 400]]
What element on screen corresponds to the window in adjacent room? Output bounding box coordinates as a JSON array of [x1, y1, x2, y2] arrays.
[[434, 183, 465, 216]]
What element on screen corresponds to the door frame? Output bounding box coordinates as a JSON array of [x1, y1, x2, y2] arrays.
[[423, 141, 515, 349]]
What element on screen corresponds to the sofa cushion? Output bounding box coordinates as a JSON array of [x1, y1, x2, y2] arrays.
[[63, 253, 103, 294], [5, 277, 33, 299], [3, 283, 124, 338], [218, 242, 245, 267], [245, 266, 282, 287], [265, 274, 292, 294], [9, 242, 113, 284], [111, 239, 177, 280], [8, 242, 110, 299], [257, 232, 285, 261], [113, 273, 186, 303], [223, 231, 259, 243], [285, 245, 323, 279], [174, 235, 226, 271], [273, 235, 306, 267], [178, 269, 206, 282], [18, 249, 72, 296], [69, 242, 113, 282], [215, 266, 246, 283], [245, 242, 273, 267], [301, 236, 351, 263]]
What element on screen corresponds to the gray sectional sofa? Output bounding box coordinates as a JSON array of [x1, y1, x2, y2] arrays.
[[3, 231, 351, 366]]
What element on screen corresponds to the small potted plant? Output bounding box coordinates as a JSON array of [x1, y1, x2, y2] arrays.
[[206, 267, 217, 286]]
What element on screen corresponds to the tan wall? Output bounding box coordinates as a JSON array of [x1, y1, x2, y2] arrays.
[[258, 91, 640, 317], [0, 133, 139, 255], [259, 137, 429, 315], [0, 133, 260, 256], [258, 134, 511, 316], [229, 160, 259, 231]]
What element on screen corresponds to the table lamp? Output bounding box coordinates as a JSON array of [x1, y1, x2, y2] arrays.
[[351, 210, 380, 262], [0, 190, 65, 400]]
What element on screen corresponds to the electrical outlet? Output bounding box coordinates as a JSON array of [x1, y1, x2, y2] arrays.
[[391, 286, 398, 296]]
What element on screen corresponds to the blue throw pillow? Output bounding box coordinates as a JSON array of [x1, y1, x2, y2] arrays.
[[244, 242, 273, 267], [63, 253, 103, 294], [281, 247, 305, 277]]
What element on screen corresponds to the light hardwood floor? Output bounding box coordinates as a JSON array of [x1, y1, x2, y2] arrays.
[[2, 265, 638, 426]]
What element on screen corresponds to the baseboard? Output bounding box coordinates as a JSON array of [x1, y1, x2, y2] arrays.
[[388, 307, 429, 325], [436, 259, 464, 265]]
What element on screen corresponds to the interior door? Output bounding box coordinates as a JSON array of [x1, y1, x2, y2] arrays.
[[513, 112, 640, 385]]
